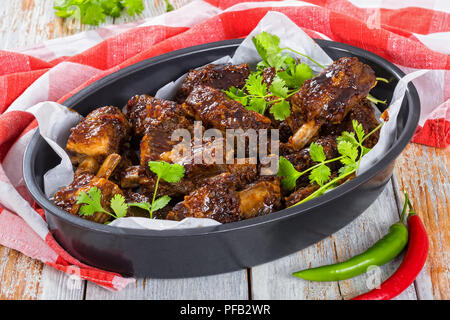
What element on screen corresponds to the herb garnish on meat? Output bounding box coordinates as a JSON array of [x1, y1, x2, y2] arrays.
[[278, 120, 383, 205], [224, 32, 319, 121]]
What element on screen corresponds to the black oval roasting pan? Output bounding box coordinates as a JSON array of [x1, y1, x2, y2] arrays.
[[23, 39, 420, 277]]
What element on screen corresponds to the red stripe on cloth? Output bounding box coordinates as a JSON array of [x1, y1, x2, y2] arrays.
[[0, 111, 35, 161], [64, 25, 188, 70], [412, 118, 450, 148], [0, 51, 53, 77], [327, 9, 450, 70], [46, 260, 133, 290], [205, 0, 282, 10], [45, 233, 133, 290], [0, 69, 49, 113], [0, 208, 58, 263], [296, 0, 450, 35]]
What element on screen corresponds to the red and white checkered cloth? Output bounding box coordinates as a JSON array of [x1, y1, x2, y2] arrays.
[[0, 0, 448, 291]]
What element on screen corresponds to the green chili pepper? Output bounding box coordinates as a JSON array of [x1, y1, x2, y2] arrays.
[[293, 194, 411, 282]]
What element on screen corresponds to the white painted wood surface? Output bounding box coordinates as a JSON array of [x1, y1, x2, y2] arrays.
[[0, 0, 447, 300]]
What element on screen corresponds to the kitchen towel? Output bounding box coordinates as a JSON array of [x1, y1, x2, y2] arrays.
[[0, 0, 448, 291]]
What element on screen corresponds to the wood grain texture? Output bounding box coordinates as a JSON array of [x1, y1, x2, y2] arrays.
[[0, 0, 113, 50], [85, 271, 248, 300], [0, 246, 84, 299], [393, 143, 449, 300]]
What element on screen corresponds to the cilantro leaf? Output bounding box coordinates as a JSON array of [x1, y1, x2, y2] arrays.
[[338, 163, 357, 176], [53, 0, 144, 25], [147, 161, 184, 218], [121, 0, 145, 16], [353, 119, 366, 142], [251, 32, 291, 71], [337, 140, 358, 162], [269, 76, 288, 98], [101, 0, 124, 17], [278, 63, 313, 89], [148, 161, 185, 183], [151, 196, 171, 212], [129, 196, 171, 219], [110, 194, 128, 218], [82, 2, 106, 25], [224, 86, 248, 106], [337, 131, 358, 146], [246, 73, 267, 97], [164, 0, 174, 12], [247, 97, 268, 114], [76, 187, 109, 216], [128, 202, 151, 212], [309, 164, 331, 187], [270, 100, 290, 121], [309, 142, 326, 163], [277, 156, 301, 190], [252, 32, 280, 66]]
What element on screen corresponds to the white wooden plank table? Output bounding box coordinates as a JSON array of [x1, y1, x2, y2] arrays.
[[0, 0, 448, 300]]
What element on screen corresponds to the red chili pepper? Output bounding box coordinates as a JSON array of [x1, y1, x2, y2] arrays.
[[352, 195, 429, 300]]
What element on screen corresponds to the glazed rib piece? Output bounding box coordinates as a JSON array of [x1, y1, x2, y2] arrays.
[[183, 85, 272, 133], [320, 98, 380, 148], [139, 137, 259, 198], [167, 173, 241, 223], [166, 173, 281, 223], [288, 57, 376, 150], [283, 136, 339, 173], [66, 106, 131, 165], [125, 95, 194, 165], [285, 184, 319, 207], [176, 63, 250, 103], [126, 95, 193, 137], [238, 177, 281, 219], [54, 154, 124, 224]]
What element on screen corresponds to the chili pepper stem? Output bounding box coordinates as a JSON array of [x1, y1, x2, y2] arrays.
[[399, 191, 410, 223]]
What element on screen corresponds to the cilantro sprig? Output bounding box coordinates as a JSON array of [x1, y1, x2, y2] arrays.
[[76, 161, 184, 221], [224, 32, 319, 121], [226, 31, 387, 117], [277, 120, 383, 204], [252, 31, 325, 71], [76, 187, 128, 220], [225, 73, 300, 120], [54, 0, 145, 26], [147, 161, 185, 218]]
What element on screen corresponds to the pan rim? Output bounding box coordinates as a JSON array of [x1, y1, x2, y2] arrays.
[[23, 38, 420, 238]]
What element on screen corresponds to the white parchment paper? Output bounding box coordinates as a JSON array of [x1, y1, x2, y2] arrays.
[[37, 11, 425, 230]]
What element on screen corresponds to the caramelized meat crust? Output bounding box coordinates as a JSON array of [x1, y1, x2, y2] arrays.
[[176, 63, 250, 103], [126, 95, 193, 137], [291, 57, 376, 124], [125, 95, 194, 164], [284, 136, 339, 173], [54, 173, 123, 224], [285, 184, 319, 207], [66, 106, 131, 165], [320, 98, 380, 148], [183, 85, 271, 132], [167, 173, 241, 223], [288, 57, 376, 150], [238, 177, 281, 219]]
